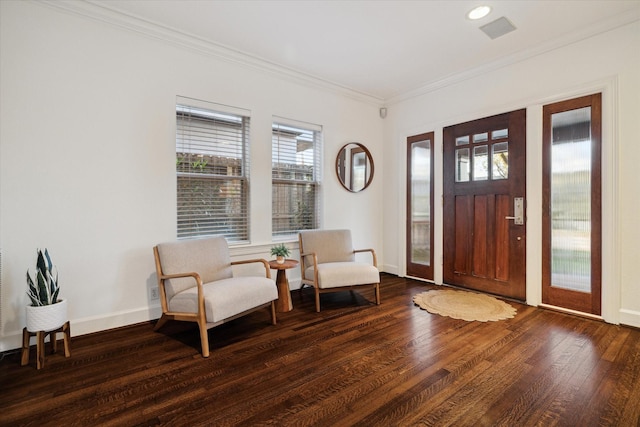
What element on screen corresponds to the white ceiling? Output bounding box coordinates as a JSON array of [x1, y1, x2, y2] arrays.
[[89, 0, 640, 103]]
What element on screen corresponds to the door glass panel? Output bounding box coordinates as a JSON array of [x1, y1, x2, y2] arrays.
[[492, 128, 508, 139], [473, 132, 488, 143], [456, 148, 470, 182], [410, 140, 431, 266], [492, 142, 509, 179], [550, 106, 591, 292], [473, 145, 489, 180], [456, 135, 469, 146]]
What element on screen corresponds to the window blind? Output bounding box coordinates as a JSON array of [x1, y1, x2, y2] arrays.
[[176, 98, 250, 243], [272, 118, 322, 238]]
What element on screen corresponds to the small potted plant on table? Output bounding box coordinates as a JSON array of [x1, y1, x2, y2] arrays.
[[270, 244, 291, 264]]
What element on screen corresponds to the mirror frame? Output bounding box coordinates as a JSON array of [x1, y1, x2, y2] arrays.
[[336, 142, 375, 192]]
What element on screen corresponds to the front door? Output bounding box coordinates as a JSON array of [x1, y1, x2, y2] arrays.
[[443, 110, 527, 300]]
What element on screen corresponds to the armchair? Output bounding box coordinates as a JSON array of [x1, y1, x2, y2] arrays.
[[153, 236, 278, 357], [298, 229, 380, 312]]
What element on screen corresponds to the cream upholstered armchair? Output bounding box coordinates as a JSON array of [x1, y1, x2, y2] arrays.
[[153, 236, 278, 357], [298, 229, 380, 312]]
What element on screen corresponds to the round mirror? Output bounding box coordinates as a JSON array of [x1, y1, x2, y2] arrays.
[[336, 143, 374, 192]]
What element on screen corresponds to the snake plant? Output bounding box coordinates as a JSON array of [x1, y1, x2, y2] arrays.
[[26, 248, 60, 306]]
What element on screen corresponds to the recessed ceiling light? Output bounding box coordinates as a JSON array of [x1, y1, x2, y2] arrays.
[[467, 5, 492, 20]]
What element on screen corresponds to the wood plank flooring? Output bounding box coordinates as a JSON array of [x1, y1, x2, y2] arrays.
[[1, 273, 639, 426]]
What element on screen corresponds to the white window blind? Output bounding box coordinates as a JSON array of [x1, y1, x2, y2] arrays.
[[176, 98, 250, 243], [272, 118, 322, 239]]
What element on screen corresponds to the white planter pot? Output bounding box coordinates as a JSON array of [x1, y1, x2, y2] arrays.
[[276, 256, 285, 264], [26, 298, 68, 332]]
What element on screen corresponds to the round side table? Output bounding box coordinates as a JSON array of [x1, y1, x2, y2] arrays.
[[268, 259, 298, 312]]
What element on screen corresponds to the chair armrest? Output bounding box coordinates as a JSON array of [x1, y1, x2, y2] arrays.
[[354, 248, 378, 268], [231, 258, 271, 279], [299, 251, 318, 269], [299, 251, 318, 280], [157, 271, 205, 315], [159, 271, 201, 282]]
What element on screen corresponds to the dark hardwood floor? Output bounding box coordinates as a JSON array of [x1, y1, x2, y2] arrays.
[[2, 273, 639, 426]]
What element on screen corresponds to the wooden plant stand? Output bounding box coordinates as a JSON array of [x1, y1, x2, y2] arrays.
[[21, 321, 71, 369]]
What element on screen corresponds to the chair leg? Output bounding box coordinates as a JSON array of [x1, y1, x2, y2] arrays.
[[375, 283, 381, 305], [315, 287, 321, 312], [198, 320, 210, 358], [153, 314, 170, 331]]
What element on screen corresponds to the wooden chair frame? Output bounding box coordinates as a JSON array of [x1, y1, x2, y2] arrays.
[[153, 246, 276, 358], [298, 234, 380, 312]]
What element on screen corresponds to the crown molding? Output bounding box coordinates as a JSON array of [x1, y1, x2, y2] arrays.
[[385, 9, 640, 106], [32, 1, 639, 107], [36, 0, 384, 106]]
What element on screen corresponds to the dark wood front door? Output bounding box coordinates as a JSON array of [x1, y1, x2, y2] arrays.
[[443, 109, 527, 300]]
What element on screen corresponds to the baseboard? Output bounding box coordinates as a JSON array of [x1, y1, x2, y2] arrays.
[[0, 305, 163, 353], [381, 264, 399, 276], [619, 308, 640, 328]]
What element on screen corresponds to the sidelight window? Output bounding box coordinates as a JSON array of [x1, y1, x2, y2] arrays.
[[542, 93, 602, 315], [407, 132, 434, 280]]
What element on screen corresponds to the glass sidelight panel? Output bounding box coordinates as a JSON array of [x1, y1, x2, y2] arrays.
[[410, 140, 431, 266], [407, 131, 434, 280], [550, 106, 592, 292]]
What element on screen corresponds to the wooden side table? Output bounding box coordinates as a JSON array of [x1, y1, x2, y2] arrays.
[[268, 259, 299, 312], [21, 321, 71, 369]]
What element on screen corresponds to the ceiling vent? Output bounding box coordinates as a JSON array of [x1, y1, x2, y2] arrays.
[[480, 17, 517, 39]]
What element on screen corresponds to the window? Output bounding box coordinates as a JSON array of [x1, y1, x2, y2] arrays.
[[406, 132, 434, 281], [272, 118, 322, 239], [454, 128, 509, 182], [542, 93, 602, 315], [176, 97, 250, 243]]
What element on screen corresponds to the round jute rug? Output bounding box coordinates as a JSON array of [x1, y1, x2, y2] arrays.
[[413, 289, 516, 322]]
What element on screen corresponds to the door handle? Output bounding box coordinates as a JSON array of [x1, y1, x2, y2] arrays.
[[505, 197, 524, 225]]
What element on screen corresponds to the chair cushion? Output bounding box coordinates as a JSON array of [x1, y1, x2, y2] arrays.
[[305, 262, 379, 289], [169, 277, 278, 323], [156, 236, 233, 300], [299, 229, 355, 263]]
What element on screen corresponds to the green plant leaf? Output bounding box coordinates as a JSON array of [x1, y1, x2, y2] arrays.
[[28, 248, 59, 305], [36, 270, 49, 305], [43, 248, 53, 272]]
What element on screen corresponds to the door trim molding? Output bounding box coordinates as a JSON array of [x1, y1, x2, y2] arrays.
[[395, 75, 622, 325]]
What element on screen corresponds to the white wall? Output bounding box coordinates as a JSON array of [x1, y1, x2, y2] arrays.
[[0, 2, 384, 350], [2, 2, 637, 354], [383, 21, 640, 327]]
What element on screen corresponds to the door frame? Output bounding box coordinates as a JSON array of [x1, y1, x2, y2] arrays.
[[541, 93, 602, 316], [397, 79, 620, 324], [406, 132, 435, 280]]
